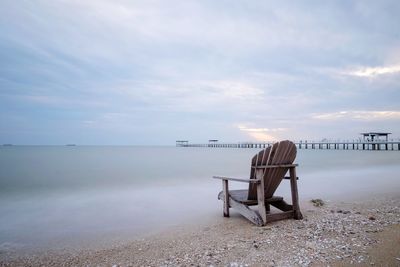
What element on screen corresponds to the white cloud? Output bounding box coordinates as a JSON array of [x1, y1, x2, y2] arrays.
[[237, 125, 286, 141], [313, 111, 400, 121], [201, 80, 264, 100], [345, 65, 400, 77], [238, 125, 286, 132]]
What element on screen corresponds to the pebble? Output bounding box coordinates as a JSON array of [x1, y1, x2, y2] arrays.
[[2, 197, 399, 267]]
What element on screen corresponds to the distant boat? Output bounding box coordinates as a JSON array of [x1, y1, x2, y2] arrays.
[[3, 144, 13, 146], [66, 144, 76, 146]]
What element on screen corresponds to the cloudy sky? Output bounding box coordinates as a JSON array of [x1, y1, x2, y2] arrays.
[[1, 0, 399, 145]]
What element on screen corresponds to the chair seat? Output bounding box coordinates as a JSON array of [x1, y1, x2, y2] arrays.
[[218, 189, 283, 206]]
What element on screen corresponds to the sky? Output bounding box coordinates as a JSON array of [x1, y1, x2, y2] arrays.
[[0, 0, 400, 145]]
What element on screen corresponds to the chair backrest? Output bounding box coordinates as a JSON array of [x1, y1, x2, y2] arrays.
[[248, 140, 297, 200]]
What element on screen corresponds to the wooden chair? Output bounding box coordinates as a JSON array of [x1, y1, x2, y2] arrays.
[[213, 140, 303, 226]]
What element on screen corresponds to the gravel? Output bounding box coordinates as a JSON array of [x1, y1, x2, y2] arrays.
[[1, 195, 399, 267]]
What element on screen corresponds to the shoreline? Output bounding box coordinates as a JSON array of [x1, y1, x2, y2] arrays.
[[1, 193, 399, 266]]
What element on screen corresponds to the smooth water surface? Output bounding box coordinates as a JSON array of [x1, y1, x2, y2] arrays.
[[0, 146, 399, 252]]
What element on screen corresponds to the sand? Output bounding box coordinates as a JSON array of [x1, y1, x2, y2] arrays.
[[1, 194, 399, 267], [333, 224, 400, 267]]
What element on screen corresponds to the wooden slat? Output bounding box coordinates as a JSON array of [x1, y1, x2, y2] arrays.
[[265, 211, 294, 223], [248, 146, 272, 199], [283, 176, 299, 180], [248, 141, 297, 199], [266, 141, 297, 197], [213, 176, 261, 183], [248, 147, 270, 200], [270, 199, 293, 211], [229, 198, 264, 226], [218, 190, 283, 206], [264, 142, 280, 199], [251, 164, 298, 169], [272, 141, 295, 193]]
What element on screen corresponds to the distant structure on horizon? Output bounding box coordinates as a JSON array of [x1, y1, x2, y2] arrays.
[[176, 131, 399, 151], [361, 132, 391, 142], [176, 140, 189, 146]]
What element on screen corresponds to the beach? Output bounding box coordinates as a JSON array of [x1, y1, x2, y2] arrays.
[[2, 0, 400, 265], [0, 147, 399, 266], [1, 193, 399, 266]]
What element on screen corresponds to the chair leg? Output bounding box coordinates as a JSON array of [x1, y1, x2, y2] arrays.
[[222, 179, 229, 217], [289, 167, 303, 220], [256, 170, 267, 225], [265, 203, 270, 214]]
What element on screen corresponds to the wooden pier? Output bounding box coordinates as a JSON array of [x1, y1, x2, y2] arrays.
[[176, 140, 400, 151]]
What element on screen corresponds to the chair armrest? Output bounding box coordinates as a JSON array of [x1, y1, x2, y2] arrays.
[[283, 176, 299, 180], [213, 176, 261, 184], [251, 164, 298, 169]]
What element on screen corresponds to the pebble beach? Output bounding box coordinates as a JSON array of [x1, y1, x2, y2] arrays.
[[1, 193, 399, 267]]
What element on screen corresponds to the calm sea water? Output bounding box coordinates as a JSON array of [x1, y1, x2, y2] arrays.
[[0, 146, 399, 252]]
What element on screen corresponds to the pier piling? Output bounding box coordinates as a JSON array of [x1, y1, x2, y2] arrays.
[[177, 140, 400, 151]]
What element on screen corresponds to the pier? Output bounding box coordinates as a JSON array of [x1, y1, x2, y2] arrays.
[[176, 140, 400, 150], [177, 132, 400, 151], [177, 132, 400, 150]]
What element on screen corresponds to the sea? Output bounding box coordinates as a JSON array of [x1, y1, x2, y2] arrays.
[[0, 146, 399, 253]]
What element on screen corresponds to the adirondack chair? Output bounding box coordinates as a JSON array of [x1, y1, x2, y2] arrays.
[[213, 140, 303, 226]]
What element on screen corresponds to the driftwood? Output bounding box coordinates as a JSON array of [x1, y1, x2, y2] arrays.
[[213, 140, 303, 226]]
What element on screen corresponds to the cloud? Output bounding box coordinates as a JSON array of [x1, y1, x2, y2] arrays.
[[313, 111, 400, 121], [238, 125, 287, 132], [114, 79, 265, 113], [20, 95, 107, 108], [344, 65, 400, 77], [1, 1, 400, 144], [237, 125, 286, 141]]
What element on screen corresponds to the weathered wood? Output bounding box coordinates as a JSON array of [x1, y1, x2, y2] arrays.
[[251, 164, 298, 169], [263, 142, 279, 199], [229, 198, 264, 226], [218, 190, 283, 206], [270, 199, 293, 211], [290, 167, 303, 220], [283, 176, 299, 180], [265, 141, 297, 198], [265, 211, 294, 223], [213, 176, 260, 183], [248, 146, 271, 199], [265, 203, 270, 213], [256, 169, 267, 224], [214, 140, 303, 226], [222, 179, 229, 217]]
